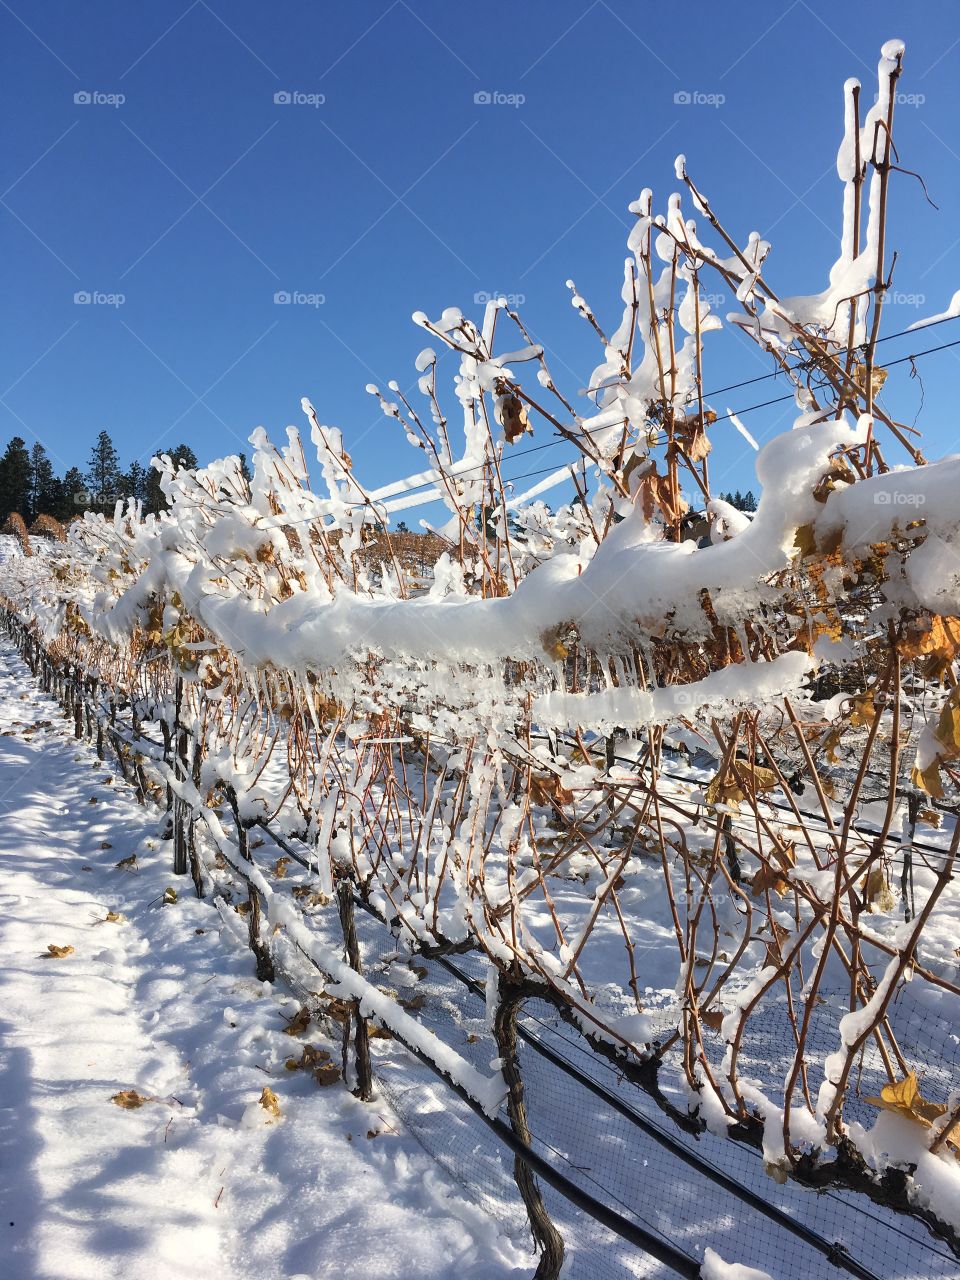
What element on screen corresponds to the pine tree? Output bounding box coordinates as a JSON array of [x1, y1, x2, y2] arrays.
[[171, 443, 198, 470], [121, 461, 149, 505], [28, 443, 59, 521], [0, 437, 32, 522], [86, 431, 122, 512], [58, 466, 89, 521]]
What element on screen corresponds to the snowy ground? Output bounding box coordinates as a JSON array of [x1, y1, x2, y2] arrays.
[[0, 640, 525, 1280]]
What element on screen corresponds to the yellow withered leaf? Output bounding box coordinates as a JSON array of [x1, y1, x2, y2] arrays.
[[762, 920, 791, 968], [912, 760, 944, 799], [792, 523, 817, 560], [41, 944, 74, 959], [850, 360, 888, 397], [864, 867, 896, 913], [751, 842, 796, 898], [499, 392, 531, 444], [847, 692, 877, 729], [111, 1089, 149, 1109], [865, 1071, 947, 1128], [313, 1063, 341, 1087], [530, 772, 573, 808], [701, 1008, 724, 1032], [934, 688, 960, 755], [283, 1006, 312, 1036], [705, 762, 779, 812], [683, 422, 712, 462], [286, 1044, 332, 1074], [540, 624, 570, 662], [259, 1087, 282, 1121], [902, 614, 960, 662], [914, 688, 960, 797]]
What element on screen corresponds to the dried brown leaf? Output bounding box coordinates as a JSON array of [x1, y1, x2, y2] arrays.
[[259, 1087, 282, 1120], [111, 1089, 149, 1109], [41, 943, 75, 959]]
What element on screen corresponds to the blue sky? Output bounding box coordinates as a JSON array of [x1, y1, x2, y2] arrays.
[[2, 1, 960, 514]]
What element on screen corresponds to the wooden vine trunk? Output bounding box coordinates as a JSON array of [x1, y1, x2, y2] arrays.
[[493, 974, 565, 1280], [336, 880, 373, 1102]]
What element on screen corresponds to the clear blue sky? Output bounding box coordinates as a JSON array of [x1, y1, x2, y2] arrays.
[[2, 1, 959, 511]]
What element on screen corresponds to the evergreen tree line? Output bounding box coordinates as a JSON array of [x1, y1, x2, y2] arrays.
[[718, 489, 758, 512], [0, 432, 247, 525]]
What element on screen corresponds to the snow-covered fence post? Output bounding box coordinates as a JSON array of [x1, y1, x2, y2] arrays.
[[492, 972, 565, 1279], [335, 878, 373, 1102]]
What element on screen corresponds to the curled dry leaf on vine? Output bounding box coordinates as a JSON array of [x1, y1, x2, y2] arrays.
[[865, 1072, 960, 1154]]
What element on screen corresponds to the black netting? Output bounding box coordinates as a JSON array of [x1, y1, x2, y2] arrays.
[[320, 904, 960, 1280]]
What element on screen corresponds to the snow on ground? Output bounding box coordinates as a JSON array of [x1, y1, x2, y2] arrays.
[[0, 639, 525, 1280]]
